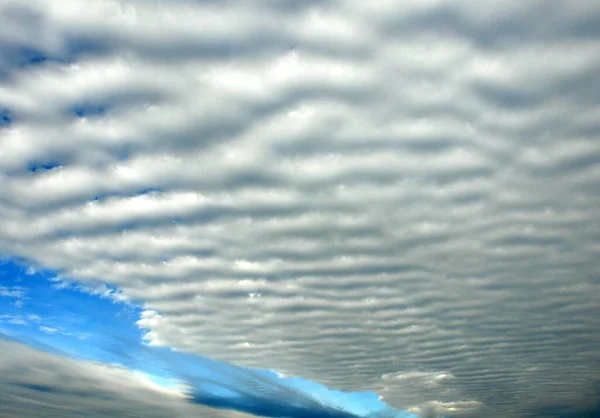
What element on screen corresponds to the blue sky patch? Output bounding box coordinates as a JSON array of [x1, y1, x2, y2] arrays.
[[27, 161, 63, 173], [72, 103, 109, 118], [0, 108, 12, 126]]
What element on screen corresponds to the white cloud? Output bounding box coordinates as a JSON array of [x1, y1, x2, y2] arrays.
[[0, 285, 27, 307], [0, 315, 28, 326], [1, 0, 600, 416], [0, 286, 26, 299], [39, 325, 59, 334]]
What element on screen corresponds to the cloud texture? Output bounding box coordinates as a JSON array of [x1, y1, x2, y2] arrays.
[[0, 338, 253, 418], [1, 0, 600, 416], [0, 335, 420, 418]]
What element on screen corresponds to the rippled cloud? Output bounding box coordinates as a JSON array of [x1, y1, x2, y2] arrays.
[[1, 0, 600, 417]]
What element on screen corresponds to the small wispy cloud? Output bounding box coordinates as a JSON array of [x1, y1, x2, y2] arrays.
[[0, 315, 29, 326], [0, 285, 27, 307], [38, 326, 59, 334], [49, 276, 129, 304], [0, 285, 26, 299]]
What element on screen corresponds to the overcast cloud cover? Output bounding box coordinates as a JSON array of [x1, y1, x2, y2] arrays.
[[1, 0, 600, 417]]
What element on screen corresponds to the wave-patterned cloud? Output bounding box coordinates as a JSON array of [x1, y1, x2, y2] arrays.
[[1, 261, 419, 418], [1, 0, 600, 417], [181, 357, 417, 418], [1, 334, 420, 418]]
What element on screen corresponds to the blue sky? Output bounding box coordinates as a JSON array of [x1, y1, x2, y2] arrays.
[[1, 1, 600, 417], [0, 260, 159, 374]]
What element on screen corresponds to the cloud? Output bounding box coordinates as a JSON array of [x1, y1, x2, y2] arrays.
[[0, 285, 27, 307], [39, 325, 60, 334], [0, 0, 599, 417], [0, 285, 26, 299], [0, 314, 28, 326], [182, 359, 416, 418], [0, 334, 419, 418], [0, 337, 252, 418], [1, 261, 420, 418]]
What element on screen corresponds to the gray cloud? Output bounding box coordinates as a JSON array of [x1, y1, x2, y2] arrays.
[[1, 0, 600, 416], [0, 338, 255, 418]]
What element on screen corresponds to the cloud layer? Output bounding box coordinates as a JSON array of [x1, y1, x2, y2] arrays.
[[0, 338, 235, 418], [1, 0, 600, 416], [0, 334, 419, 418], [1, 261, 419, 418]]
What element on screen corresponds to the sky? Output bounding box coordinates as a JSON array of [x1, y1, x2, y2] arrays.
[[0, 0, 599, 417]]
